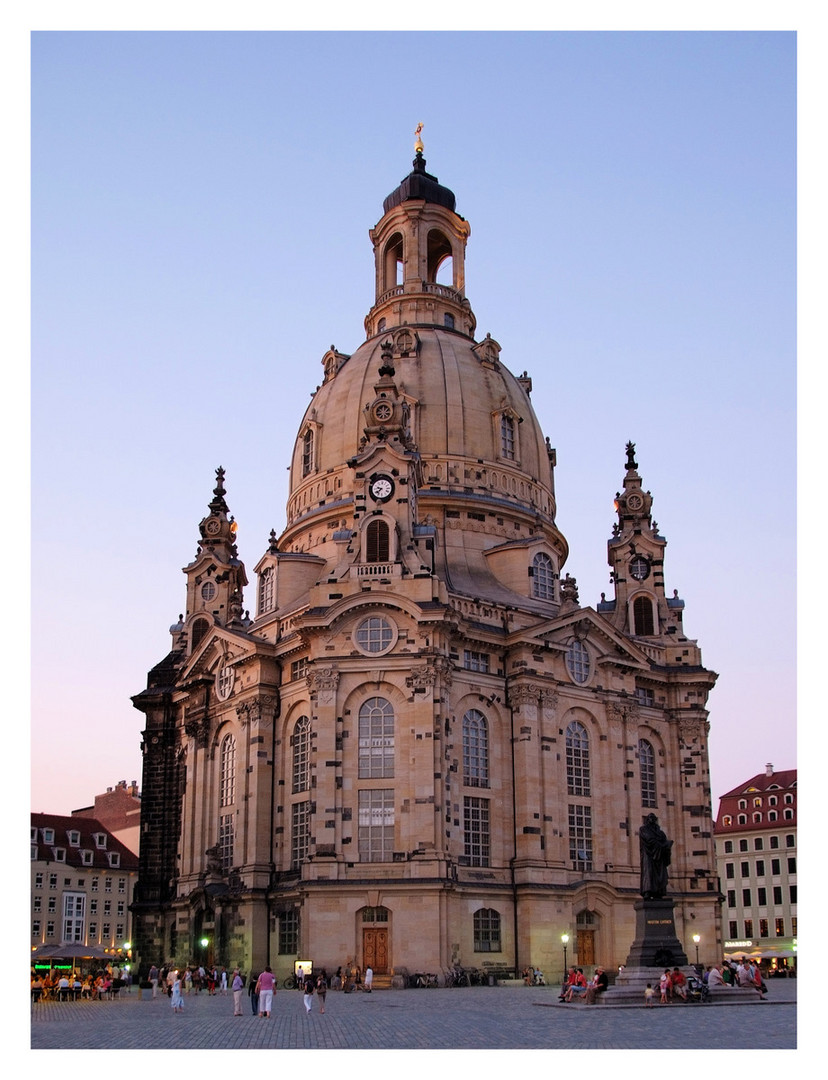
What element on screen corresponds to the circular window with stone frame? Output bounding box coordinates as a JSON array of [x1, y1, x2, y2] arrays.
[[353, 615, 397, 656]]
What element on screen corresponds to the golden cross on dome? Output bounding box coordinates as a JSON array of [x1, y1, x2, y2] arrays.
[[414, 122, 424, 154]]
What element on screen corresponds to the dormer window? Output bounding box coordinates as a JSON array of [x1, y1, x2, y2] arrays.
[[68, 830, 81, 846], [93, 833, 107, 849], [107, 852, 120, 868], [81, 850, 94, 866], [42, 828, 54, 844], [53, 848, 66, 862]]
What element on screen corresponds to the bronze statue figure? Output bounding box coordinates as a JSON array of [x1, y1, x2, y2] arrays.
[[639, 813, 672, 899]]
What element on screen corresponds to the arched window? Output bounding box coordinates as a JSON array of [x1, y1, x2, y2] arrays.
[[220, 734, 236, 807], [566, 720, 590, 796], [633, 596, 655, 635], [258, 566, 274, 615], [219, 733, 236, 871], [358, 697, 395, 778], [366, 519, 390, 562], [292, 716, 311, 793], [462, 709, 489, 788], [532, 552, 555, 600], [191, 617, 209, 650], [500, 414, 516, 460], [302, 429, 314, 477], [473, 908, 501, 952], [639, 739, 656, 807]]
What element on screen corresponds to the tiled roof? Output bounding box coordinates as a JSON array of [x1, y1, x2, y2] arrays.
[[31, 812, 139, 871], [720, 768, 797, 798]]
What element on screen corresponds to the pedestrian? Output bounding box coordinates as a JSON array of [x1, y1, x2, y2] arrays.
[[232, 969, 244, 1016], [170, 972, 184, 1013], [363, 965, 373, 993], [148, 964, 159, 999], [220, 967, 228, 995], [659, 968, 672, 1004], [248, 970, 259, 1015], [296, 964, 304, 990], [303, 973, 315, 1014], [645, 982, 655, 1006], [257, 966, 276, 1017], [333, 966, 343, 990], [316, 971, 327, 1014]]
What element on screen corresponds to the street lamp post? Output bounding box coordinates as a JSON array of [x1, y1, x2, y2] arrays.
[[561, 933, 569, 982], [692, 934, 700, 969]]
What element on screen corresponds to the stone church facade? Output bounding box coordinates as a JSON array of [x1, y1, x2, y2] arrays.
[[131, 146, 721, 983]]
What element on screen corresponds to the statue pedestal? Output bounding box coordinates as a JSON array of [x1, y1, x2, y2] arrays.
[[625, 898, 688, 968], [610, 898, 691, 1004]]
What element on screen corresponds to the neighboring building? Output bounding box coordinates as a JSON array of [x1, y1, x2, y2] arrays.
[[714, 764, 797, 974], [31, 813, 139, 962], [72, 780, 142, 855], [131, 145, 720, 982]]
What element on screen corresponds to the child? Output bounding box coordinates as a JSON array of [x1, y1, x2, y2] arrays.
[[645, 983, 655, 1006]]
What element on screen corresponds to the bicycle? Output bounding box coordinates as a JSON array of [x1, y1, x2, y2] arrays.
[[282, 975, 297, 989]]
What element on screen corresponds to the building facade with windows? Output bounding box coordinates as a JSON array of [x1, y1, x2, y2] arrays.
[[31, 813, 139, 963], [131, 147, 720, 982], [714, 765, 797, 973]]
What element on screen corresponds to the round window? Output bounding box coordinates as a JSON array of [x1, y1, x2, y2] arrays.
[[354, 615, 396, 655], [201, 581, 217, 601]]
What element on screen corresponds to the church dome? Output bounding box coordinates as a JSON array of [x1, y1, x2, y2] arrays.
[[278, 149, 568, 599]]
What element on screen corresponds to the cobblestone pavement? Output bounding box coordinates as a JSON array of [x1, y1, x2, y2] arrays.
[[30, 982, 797, 1052]]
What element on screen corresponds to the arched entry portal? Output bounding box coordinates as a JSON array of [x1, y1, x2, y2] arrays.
[[360, 906, 390, 974], [576, 909, 599, 968]]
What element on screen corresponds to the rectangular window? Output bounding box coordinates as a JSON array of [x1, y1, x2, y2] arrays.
[[759, 918, 769, 938], [785, 834, 795, 847], [463, 649, 489, 673], [32, 920, 41, 938], [775, 918, 785, 937], [33, 897, 41, 912], [754, 837, 763, 850], [635, 686, 655, 707], [291, 658, 308, 682], [49, 874, 57, 889], [725, 862, 734, 879], [790, 885, 797, 904], [773, 886, 783, 904], [464, 797, 491, 867], [744, 919, 753, 938], [757, 887, 767, 906], [724, 841, 733, 854], [219, 813, 235, 871], [771, 858, 781, 875], [756, 859, 765, 877], [279, 910, 300, 955], [291, 801, 311, 869], [568, 804, 593, 872], [727, 890, 736, 907], [62, 893, 86, 944], [500, 414, 516, 460], [742, 888, 751, 906], [358, 789, 395, 863], [729, 920, 738, 938], [358, 706, 394, 779], [46, 921, 55, 938], [787, 857, 796, 873], [473, 908, 501, 953], [740, 861, 750, 877], [739, 839, 748, 852], [770, 835, 779, 849]]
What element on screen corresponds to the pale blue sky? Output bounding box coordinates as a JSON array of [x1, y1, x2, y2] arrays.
[[29, 29, 796, 815]]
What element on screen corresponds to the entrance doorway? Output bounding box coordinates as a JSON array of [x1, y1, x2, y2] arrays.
[[363, 928, 389, 974]]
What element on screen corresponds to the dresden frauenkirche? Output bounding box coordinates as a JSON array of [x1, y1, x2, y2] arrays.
[[131, 137, 721, 987]]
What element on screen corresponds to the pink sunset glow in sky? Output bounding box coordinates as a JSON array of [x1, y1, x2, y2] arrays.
[[26, 27, 799, 820]]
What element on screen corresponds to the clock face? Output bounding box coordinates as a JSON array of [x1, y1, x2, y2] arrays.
[[370, 475, 394, 502], [630, 556, 650, 581]]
